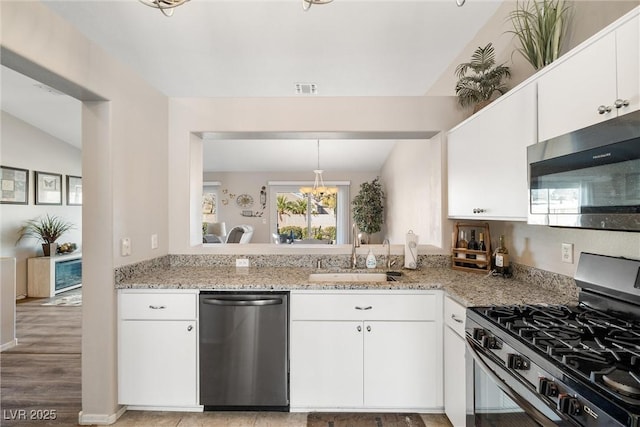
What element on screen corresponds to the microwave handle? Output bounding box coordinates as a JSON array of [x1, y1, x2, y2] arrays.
[[466, 337, 569, 427]]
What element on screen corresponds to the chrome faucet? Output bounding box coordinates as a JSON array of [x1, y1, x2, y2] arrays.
[[382, 238, 394, 270], [351, 224, 360, 269]]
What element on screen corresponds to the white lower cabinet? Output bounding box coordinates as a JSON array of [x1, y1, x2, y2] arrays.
[[443, 295, 467, 427], [118, 290, 199, 409], [290, 290, 443, 411]]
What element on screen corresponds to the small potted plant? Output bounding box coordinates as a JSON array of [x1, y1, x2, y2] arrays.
[[352, 177, 385, 244], [17, 214, 75, 256], [455, 43, 511, 113]]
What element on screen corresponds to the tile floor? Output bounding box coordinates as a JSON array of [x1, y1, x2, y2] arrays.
[[108, 411, 453, 427]]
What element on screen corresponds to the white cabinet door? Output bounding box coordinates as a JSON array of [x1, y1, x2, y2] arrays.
[[615, 14, 640, 118], [444, 325, 466, 427], [538, 32, 617, 141], [538, 13, 640, 141], [290, 320, 363, 408], [448, 83, 536, 220], [364, 321, 441, 409], [118, 320, 197, 407]]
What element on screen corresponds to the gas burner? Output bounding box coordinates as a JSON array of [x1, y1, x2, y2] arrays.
[[601, 368, 640, 398]]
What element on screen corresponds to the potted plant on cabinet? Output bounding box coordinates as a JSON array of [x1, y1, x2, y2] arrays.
[[455, 43, 511, 113], [17, 214, 75, 256], [509, 0, 571, 70], [352, 177, 384, 244]]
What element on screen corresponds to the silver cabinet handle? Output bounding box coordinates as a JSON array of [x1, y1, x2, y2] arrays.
[[355, 306, 372, 310], [451, 314, 464, 324], [149, 305, 166, 310], [187, 325, 193, 332], [473, 208, 486, 214], [202, 297, 282, 306], [366, 325, 372, 332], [614, 98, 630, 109], [357, 325, 362, 332], [597, 105, 612, 114]]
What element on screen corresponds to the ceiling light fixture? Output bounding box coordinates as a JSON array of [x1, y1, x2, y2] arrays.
[[139, 0, 190, 17], [456, 0, 466, 6], [299, 140, 337, 199], [302, 0, 333, 12]]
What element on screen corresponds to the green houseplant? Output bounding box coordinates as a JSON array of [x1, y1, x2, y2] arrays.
[[509, 0, 571, 70], [17, 214, 75, 256], [352, 177, 384, 243], [455, 43, 511, 112]]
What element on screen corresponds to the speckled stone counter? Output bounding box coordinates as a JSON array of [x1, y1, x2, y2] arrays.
[[116, 265, 579, 308]]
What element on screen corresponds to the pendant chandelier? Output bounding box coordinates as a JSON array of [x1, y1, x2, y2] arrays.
[[302, 0, 333, 11], [139, 0, 190, 17], [299, 141, 338, 199]]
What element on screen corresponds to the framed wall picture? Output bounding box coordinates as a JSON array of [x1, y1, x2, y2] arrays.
[[66, 175, 82, 206], [35, 171, 62, 205], [0, 165, 29, 204]]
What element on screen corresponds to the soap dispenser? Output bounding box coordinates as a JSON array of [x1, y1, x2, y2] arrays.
[[366, 249, 377, 269]]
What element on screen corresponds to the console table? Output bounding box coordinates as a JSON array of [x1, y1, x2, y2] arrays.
[[27, 253, 82, 298]]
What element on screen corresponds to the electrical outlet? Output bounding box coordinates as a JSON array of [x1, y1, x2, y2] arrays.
[[121, 237, 131, 257], [151, 234, 158, 250], [561, 243, 573, 264], [236, 258, 249, 267]]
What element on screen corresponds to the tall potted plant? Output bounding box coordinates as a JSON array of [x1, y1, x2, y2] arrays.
[[509, 0, 571, 70], [455, 43, 511, 113], [17, 214, 75, 256], [352, 178, 384, 243]]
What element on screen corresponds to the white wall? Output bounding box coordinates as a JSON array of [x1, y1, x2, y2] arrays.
[[1, 1, 168, 422], [0, 111, 82, 297], [169, 96, 466, 254], [380, 134, 446, 248]]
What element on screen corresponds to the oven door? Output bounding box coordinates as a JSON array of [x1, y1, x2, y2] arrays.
[[466, 337, 575, 427]]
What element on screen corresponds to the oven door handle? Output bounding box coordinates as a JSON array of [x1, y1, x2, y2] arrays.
[[466, 337, 567, 427]]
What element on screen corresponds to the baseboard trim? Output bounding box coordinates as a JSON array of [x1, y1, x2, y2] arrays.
[[0, 338, 18, 352], [78, 406, 126, 425], [125, 405, 204, 412]]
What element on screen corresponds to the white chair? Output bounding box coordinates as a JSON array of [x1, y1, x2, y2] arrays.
[[225, 225, 254, 244]]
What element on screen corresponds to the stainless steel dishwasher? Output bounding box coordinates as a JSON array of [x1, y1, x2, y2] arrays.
[[199, 291, 289, 410]]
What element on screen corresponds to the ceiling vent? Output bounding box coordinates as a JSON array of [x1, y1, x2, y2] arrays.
[[295, 83, 318, 95]]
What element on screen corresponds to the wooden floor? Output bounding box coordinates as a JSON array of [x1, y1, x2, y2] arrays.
[[1, 290, 82, 427], [1, 291, 453, 427]]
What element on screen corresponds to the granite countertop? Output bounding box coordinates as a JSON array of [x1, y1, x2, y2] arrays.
[[116, 266, 578, 307]]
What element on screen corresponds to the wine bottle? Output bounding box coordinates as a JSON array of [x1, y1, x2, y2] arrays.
[[467, 229, 478, 267], [455, 230, 468, 267], [492, 235, 511, 276], [477, 232, 487, 264]]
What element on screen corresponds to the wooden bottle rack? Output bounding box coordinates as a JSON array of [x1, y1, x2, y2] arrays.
[[451, 222, 491, 273]]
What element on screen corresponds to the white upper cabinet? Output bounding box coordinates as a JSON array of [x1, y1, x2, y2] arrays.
[[538, 12, 639, 141], [447, 82, 537, 221]]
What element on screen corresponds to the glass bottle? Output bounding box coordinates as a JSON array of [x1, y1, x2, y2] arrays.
[[456, 230, 468, 266], [492, 235, 511, 276], [477, 232, 487, 264], [467, 229, 478, 267]]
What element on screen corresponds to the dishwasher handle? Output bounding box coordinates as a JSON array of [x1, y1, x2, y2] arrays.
[[202, 297, 283, 307]]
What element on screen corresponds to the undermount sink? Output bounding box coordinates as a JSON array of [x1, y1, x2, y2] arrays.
[[308, 272, 388, 282]]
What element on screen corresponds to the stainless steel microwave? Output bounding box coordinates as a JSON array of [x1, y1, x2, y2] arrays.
[[527, 111, 640, 232]]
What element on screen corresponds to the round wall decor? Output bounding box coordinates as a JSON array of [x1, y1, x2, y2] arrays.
[[236, 194, 254, 208]]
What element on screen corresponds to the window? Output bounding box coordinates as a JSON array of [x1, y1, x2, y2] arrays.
[[269, 182, 350, 244]]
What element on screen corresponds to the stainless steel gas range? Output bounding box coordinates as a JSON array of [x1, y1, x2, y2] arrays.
[[465, 253, 640, 427]]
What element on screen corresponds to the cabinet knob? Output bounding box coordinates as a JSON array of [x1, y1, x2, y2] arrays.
[[472, 208, 486, 214], [366, 325, 372, 332], [614, 99, 630, 109], [597, 105, 612, 114], [357, 325, 362, 332], [187, 325, 193, 332]]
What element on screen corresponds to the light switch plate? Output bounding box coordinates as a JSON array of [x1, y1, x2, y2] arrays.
[[121, 237, 131, 257], [236, 258, 249, 267], [561, 243, 573, 264], [151, 234, 158, 250]]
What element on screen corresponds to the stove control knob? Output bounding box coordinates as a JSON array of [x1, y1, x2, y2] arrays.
[[507, 354, 530, 370], [558, 395, 581, 416], [473, 328, 487, 341], [481, 335, 501, 349], [539, 378, 559, 397]]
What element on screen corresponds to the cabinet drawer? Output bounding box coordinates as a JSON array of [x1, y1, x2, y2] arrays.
[[444, 295, 466, 337], [119, 292, 197, 320], [291, 292, 438, 321]]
